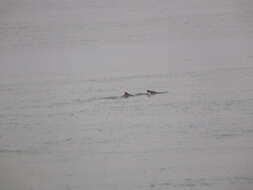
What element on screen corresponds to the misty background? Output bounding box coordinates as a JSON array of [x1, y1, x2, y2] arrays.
[[0, 0, 253, 77]]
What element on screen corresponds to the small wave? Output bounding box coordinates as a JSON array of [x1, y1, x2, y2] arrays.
[[102, 96, 121, 100]]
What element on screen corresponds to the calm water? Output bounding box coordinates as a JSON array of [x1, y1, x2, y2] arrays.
[[1, 68, 253, 190], [1, 0, 253, 189]]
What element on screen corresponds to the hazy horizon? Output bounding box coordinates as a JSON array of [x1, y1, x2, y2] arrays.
[[1, 0, 253, 77]]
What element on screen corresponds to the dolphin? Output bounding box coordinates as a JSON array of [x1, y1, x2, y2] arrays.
[[103, 90, 167, 100], [121, 91, 134, 98], [146, 90, 168, 95], [103, 91, 134, 100]]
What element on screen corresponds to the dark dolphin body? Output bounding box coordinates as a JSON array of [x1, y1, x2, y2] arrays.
[[146, 90, 168, 95], [103, 90, 167, 100], [122, 92, 134, 98], [103, 91, 134, 100]]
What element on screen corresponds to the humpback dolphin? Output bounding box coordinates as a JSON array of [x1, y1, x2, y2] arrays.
[[103, 91, 134, 99], [147, 90, 168, 95], [122, 91, 134, 98], [103, 90, 167, 100]]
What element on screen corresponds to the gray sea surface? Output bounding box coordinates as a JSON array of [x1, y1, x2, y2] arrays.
[[0, 0, 253, 189], [1, 69, 253, 190]]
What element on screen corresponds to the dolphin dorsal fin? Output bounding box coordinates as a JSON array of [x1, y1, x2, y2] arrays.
[[147, 90, 156, 93]]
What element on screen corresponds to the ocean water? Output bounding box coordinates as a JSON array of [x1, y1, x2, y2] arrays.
[[1, 0, 253, 189], [0, 68, 253, 190]]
